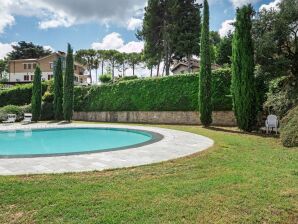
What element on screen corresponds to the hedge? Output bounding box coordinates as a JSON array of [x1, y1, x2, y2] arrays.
[[280, 105, 298, 147], [0, 82, 48, 107], [0, 69, 233, 112], [74, 68, 233, 112]]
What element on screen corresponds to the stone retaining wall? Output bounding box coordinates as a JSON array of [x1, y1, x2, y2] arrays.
[[73, 111, 236, 126]]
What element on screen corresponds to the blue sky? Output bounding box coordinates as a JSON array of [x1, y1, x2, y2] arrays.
[[0, 0, 278, 59]]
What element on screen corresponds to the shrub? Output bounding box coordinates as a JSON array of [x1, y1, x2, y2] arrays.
[[99, 74, 112, 84], [41, 102, 54, 120], [74, 71, 233, 112], [280, 106, 298, 147], [264, 76, 298, 117], [0, 105, 24, 121], [0, 82, 48, 107], [116, 76, 138, 82], [20, 104, 31, 113]]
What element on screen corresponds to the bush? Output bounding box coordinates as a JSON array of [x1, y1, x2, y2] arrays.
[[74, 70, 233, 112], [41, 102, 54, 120], [0, 82, 48, 107], [280, 106, 298, 147], [264, 76, 298, 117], [99, 74, 112, 84], [0, 105, 25, 121], [116, 76, 138, 82], [42, 91, 54, 103]]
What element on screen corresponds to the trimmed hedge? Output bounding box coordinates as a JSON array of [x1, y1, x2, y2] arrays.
[[0, 82, 48, 107], [74, 68, 233, 112], [280, 105, 298, 147]]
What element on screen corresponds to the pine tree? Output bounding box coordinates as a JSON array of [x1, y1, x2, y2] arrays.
[[31, 66, 42, 122], [199, 0, 212, 126], [53, 57, 64, 120], [63, 44, 74, 122], [231, 5, 257, 132], [173, 0, 201, 72]]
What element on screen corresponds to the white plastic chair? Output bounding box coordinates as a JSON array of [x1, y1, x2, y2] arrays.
[[22, 113, 32, 123], [2, 114, 17, 124], [265, 115, 279, 134]]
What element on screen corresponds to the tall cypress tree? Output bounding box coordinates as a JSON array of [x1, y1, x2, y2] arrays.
[[63, 44, 74, 122], [53, 57, 63, 120], [31, 66, 42, 122], [199, 0, 212, 126], [231, 5, 257, 132]]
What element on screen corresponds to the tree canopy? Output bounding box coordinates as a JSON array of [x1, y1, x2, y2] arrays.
[[7, 41, 52, 60], [253, 0, 298, 79], [140, 0, 201, 75]]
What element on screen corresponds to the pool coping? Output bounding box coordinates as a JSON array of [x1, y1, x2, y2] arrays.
[[0, 127, 164, 159], [0, 123, 214, 176]]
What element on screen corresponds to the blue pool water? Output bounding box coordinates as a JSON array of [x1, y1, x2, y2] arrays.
[[0, 128, 154, 157]]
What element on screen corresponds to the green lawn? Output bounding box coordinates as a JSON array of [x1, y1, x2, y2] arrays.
[[0, 124, 297, 224]]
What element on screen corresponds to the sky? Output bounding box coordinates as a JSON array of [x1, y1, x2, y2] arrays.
[[0, 0, 280, 61]]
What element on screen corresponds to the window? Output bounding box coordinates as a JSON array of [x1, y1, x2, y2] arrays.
[[50, 62, 54, 69], [24, 75, 29, 81], [31, 75, 34, 81], [48, 75, 53, 80], [28, 64, 32, 69], [33, 64, 36, 69], [24, 64, 27, 69], [74, 65, 77, 70]]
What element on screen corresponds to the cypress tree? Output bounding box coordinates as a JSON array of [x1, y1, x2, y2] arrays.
[[199, 0, 212, 126], [53, 57, 64, 120], [63, 44, 74, 122], [31, 66, 42, 122], [231, 5, 257, 132]]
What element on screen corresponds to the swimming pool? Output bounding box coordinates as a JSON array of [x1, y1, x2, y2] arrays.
[[0, 128, 162, 158]]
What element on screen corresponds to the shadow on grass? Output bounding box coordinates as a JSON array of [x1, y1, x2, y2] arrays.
[[204, 126, 280, 139]]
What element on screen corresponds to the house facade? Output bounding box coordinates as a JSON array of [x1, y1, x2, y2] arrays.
[[171, 59, 220, 75], [8, 52, 89, 85]]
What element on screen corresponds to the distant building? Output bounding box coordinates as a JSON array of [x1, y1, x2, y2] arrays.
[[171, 58, 220, 75], [8, 52, 89, 85]]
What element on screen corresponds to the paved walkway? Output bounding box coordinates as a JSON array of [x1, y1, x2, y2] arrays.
[[0, 123, 214, 175]]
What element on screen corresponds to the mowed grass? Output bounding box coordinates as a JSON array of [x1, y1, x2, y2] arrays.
[[0, 124, 297, 224]]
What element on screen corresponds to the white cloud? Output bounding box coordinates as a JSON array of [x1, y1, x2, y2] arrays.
[[229, 0, 260, 8], [0, 42, 14, 59], [43, 45, 55, 52], [127, 18, 143, 30], [119, 41, 144, 53], [91, 32, 144, 53], [92, 32, 124, 50], [259, 0, 281, 11], [0, 0, 147, 32], [0, 0, 15, 33], [218, 19, 235, 37]]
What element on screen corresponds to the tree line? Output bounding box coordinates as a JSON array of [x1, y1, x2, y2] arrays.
[[75, 49, 143, 83]]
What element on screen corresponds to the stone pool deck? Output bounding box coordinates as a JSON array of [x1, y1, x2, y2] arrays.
[[0, 123, 214, 176]]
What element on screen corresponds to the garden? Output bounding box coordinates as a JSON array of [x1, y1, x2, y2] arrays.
[[0, 0, 297, 223]]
